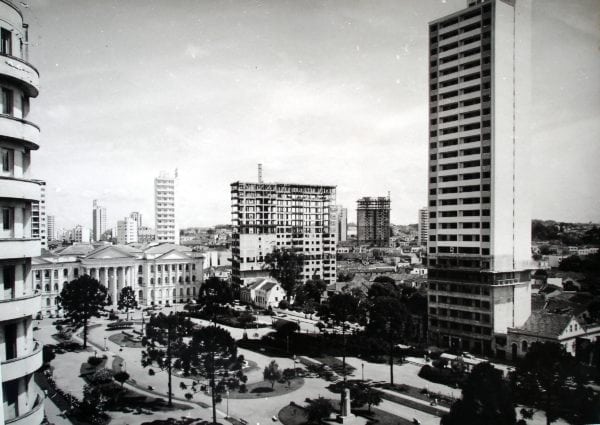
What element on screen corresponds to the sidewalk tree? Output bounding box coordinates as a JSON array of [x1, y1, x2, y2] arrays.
[[180, 325, 245, 425], [442, 362, 516, 425], [263, 360, 282, 389], [197, 276, 235, 323], [117, 286, 138, 320], [58, 274, 108, 348], [263, 248, 304, 302], [141, 312, 193, 407], [351, 382, 382, 413]]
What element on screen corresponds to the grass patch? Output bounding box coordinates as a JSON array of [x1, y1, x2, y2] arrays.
[[228, 378, 304, 399], [278, 403, 308, 425], [354, 407, 416, 425], [80, 357, 107, 376], [377, 382, 454, 408], [108, 332, 143, 348]]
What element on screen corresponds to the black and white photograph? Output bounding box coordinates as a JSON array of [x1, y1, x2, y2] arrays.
[[0, 0, 599, 424]]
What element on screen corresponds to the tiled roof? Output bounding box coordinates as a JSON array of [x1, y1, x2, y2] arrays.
[[518, 312, 572, 338]]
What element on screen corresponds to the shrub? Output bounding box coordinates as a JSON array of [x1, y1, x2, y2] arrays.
[[418, 364, 465, 387], [90, 368, 114, 385], [148, 369, 155, 376], [239, 384, 247, 393], [251, 387, 274, 393], [43, 346, 56, 364], [87, 356, 103, 367]]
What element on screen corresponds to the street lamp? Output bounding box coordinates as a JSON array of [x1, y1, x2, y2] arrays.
[[361, 363, 364, 381], [226, 390, 230, 418], [104, 337, 107, 351]]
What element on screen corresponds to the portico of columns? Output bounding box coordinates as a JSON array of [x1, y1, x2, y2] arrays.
[[83, 265, 134, 306]]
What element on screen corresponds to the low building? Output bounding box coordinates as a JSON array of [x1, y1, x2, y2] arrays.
[[239, 277, 285, 309], [32, 242, 204, 317], [507, 311, 600, 359]]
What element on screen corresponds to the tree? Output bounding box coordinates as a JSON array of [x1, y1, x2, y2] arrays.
[[442, 362, 516, 425], [117, 286, 138, 320], [113, 371, 130, 388], [58, 275, 108, 348], [263, 360, 282, 389], [197, 276, 236, 322], [282, 368, 295, 387], [511, 342, 575, 425], [318, 293, 362, 380], [350, 381, 382, 413], [295, 277, 327, 306], [366, 296, 410, 386], [263, 248, 304, 302], [179, 325, 245, 425], [141, 312, 194, 407], [80, 384, 108, 424], [306, 397, 334, 424]]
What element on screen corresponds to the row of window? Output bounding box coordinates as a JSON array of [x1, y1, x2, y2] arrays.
[[430, 319, 493, 335]]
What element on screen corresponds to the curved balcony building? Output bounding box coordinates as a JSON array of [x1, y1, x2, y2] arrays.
[[0, 1, 44, 423]]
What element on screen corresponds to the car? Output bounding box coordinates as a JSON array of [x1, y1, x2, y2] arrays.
[[272, 416, 278, 422]]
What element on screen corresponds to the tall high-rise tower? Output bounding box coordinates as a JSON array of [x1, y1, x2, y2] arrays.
[[418, 207, 429, 246], [92, 199, 106, 242], [356, 196, 391, 246], [330, 205, 348, 243], [0, 0, 45, 422], [427, 0, 532, 356], [155, 171, 178, 244], [231, 181, 337, 286]]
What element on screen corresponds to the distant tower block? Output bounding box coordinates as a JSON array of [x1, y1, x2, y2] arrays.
[[258, 163, 263, 183]]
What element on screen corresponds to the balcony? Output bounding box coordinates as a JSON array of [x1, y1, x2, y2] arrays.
[[0, 177, 41, 201], [1, 341, 43, 382], [0, 238, 40, 259], [0, 54, 40, 97], [5, 389, 45, 425], [0, 115, 40, 149], [0, 293, 41, 322]]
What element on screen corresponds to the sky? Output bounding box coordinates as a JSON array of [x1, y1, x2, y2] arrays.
[[21, 0, 600, 230]]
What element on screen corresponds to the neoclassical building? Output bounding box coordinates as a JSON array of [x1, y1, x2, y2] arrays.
[[0, 0, 45, 423], [33, 243, 204, 317]]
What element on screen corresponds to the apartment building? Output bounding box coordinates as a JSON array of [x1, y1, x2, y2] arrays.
[[418, 207, 429, 247], [117, 216, 138, 244], [0, 0, 45, 422], [357, 196, 391, 246], [330, 205, 348, 243], [231, 181, 337, 287], [33, 242, 204, 316], [92, 199, 107, 242], [31, 180, 46, 249], [47, 215, 56, 242], [427, 0, 532, 356], [155, 171, 178, 244]]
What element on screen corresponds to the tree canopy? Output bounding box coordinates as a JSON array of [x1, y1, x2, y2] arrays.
[[58, 275, 108, 348], [117, 286, 138, 320], [263, 248, 304, 301], [442, 362, 516, 425], [263, 360, 282, 388]]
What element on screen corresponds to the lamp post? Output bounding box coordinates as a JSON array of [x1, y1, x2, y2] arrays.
[[361, 362, 364, 381], [226, 390, 230, 418], [104, 337, 107, 351]]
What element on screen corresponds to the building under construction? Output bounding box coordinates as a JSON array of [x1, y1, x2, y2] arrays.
[[357, 196, 391, 246], [231, 181, 337, 286]]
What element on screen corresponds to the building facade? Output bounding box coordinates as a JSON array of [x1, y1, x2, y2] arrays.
[[72, 224, 91, 243], [0, 0, 45, 422], [231, 181, 337, 286], [356, 196, 391, 246], [418, 207, 429, 247], [33, 243, 204, 317], [117, 216, 138, 244], [31, 179, 46, 249], [330, 205, 348, 242], [46, 214, 55, 242], [129, 211, 142, 228], [427, 0, 532, 356], [155, 171, 178, 244], [92, 199, 106, 242]]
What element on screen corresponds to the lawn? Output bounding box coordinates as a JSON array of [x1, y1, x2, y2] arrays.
[[228, 377, 304, 399], [278, 403, 308, 425], [109, 331, 143, 348]]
